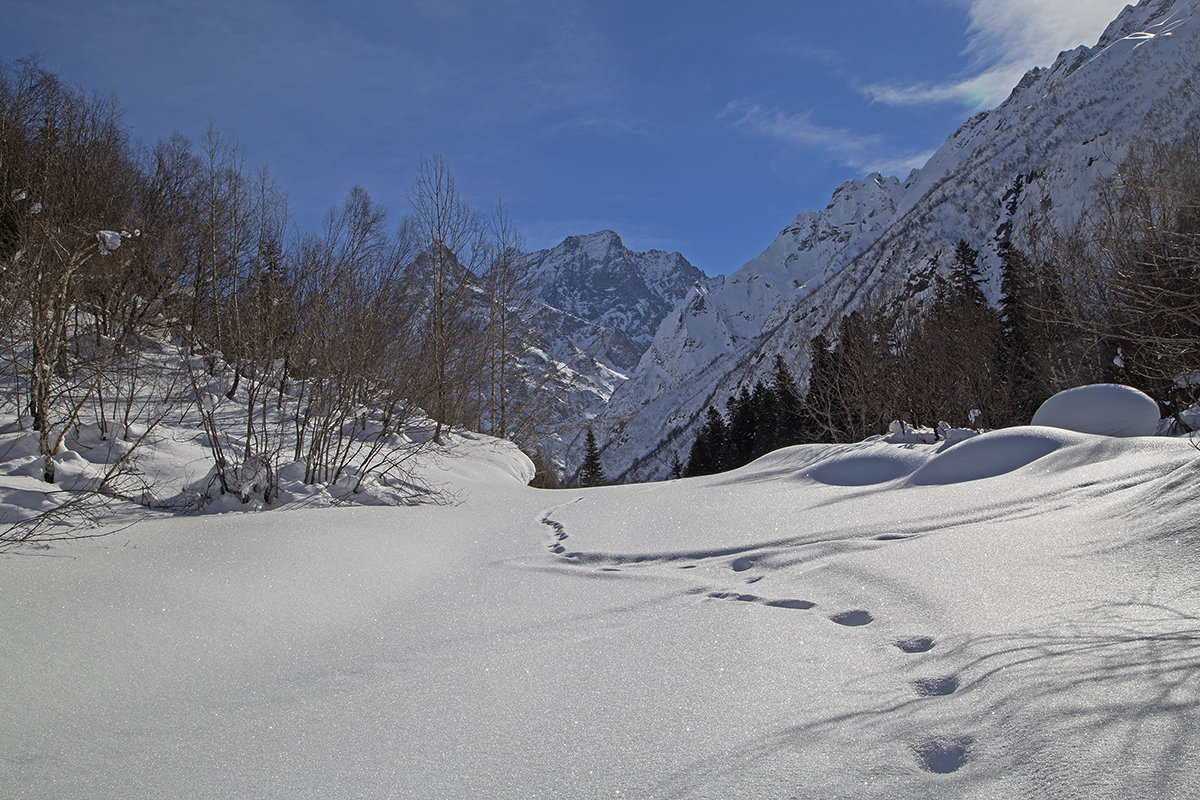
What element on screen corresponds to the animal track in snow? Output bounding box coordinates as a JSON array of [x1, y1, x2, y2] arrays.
[[702, 591, 817, 611], [829, 609, 873, 627], [913, 676, 959, 696], [895, 636, 935, 653], [913, 736, 972, 773], [539, 498, 584, 559]]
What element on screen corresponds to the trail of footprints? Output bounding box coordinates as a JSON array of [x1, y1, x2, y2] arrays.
[[539, 507, 971, 775]]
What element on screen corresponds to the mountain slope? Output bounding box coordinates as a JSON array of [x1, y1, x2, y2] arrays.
[[598, 0, 1200, 482]]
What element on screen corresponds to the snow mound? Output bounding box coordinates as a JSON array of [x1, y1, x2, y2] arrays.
[[1031, 383, 1160, 437], [806, 447, 928, 486], [907, 426, 1089, 485]]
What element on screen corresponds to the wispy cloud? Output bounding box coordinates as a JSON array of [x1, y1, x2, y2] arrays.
[[861, 0, 1131, 109], [753, 34, 846, 68], [860, 148, 940, 177], [721, 101, 933, 176]]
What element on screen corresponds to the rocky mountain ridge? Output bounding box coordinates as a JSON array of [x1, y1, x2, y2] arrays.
[[587, 0, 1200, 482]]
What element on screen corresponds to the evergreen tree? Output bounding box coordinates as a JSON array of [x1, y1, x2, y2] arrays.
[[950, 240, 988, 307], [668, 452, 684, 480], [770, 354, 804, 448], [683, 406, 728, 477], [726, 384, 758, 467], [579, 428, 605, 487], [997, 243, 1051, 424], [903, 250, 1005, 427]]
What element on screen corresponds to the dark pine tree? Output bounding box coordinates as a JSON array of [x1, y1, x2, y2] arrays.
[[951, 240, 988, 308], [668, 452, 684, 480], [748, 380, 776, 458], [997, 243, 1052, 424], [770, 354, 805, 448], [726, 384, 758, 467], [579, 428, 605, 487], [683, 406, 729, 477]]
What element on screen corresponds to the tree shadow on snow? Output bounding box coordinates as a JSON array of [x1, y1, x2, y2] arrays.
[[648, 600, 1200, 799]]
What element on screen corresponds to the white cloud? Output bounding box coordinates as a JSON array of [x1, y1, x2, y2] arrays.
[[862, 0, 1132, 109], [721, 101, 934, 176]]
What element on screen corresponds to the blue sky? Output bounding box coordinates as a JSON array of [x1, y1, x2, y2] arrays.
[[3, 0, 1129, 274]]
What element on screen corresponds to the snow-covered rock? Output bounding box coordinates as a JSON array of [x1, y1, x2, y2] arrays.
[[1031, 383, 1161, 437]]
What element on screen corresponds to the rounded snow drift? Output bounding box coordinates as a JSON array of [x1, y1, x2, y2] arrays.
[[806, 449, 927, 486], [1031, 384, 1159, 437], [907, 426, 1083, 485]]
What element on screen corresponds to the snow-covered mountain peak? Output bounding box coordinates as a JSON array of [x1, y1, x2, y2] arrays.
[[554, 229, 626, 264], [524, 230, 717, 384]]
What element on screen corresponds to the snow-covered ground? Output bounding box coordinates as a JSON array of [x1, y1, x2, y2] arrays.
[[3, 412, 1198, 798]]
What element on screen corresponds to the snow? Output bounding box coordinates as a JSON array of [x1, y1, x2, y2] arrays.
[[803, 443, 928, 486], [1031, 383, 1160, 437], [96, 230, 123, 253], [3, 406, 1199, 798]]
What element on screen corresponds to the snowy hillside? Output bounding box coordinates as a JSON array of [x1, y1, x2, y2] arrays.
[[597, 0, 1200, 482], [4, 407, 1198, 798]]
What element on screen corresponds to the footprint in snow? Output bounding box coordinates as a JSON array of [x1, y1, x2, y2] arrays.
[[730, 555, 760, 572], [895, 636, 935, 653], [764, 598, 816, 610], [913, 736, 972, 773], [829, 609, 874, 627], [708, 591, 761, 603], [913, 676, 959, 696]]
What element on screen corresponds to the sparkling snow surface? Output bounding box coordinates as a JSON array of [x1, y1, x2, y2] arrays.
[[3, 427, 1199, 799]]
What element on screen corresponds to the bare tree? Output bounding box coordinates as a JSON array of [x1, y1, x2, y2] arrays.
[[1094, 137, 1200, 408], [406, 155, 486, 443], [0, 58, 145, 482], [1010, 135, 1200, 425], [482, 199, 530, 440]]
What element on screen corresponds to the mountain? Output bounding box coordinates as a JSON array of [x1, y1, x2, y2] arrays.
[[509, 230, 717, 476], [592, 0, 1200, 483], [525, 230, 719, 377]]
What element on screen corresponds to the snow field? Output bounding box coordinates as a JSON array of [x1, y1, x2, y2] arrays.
[[4, 417, 1198, 798]]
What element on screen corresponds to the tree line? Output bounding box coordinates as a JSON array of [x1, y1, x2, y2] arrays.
[[677, 137, 1200, 477], [0, 58, 562, 540]]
